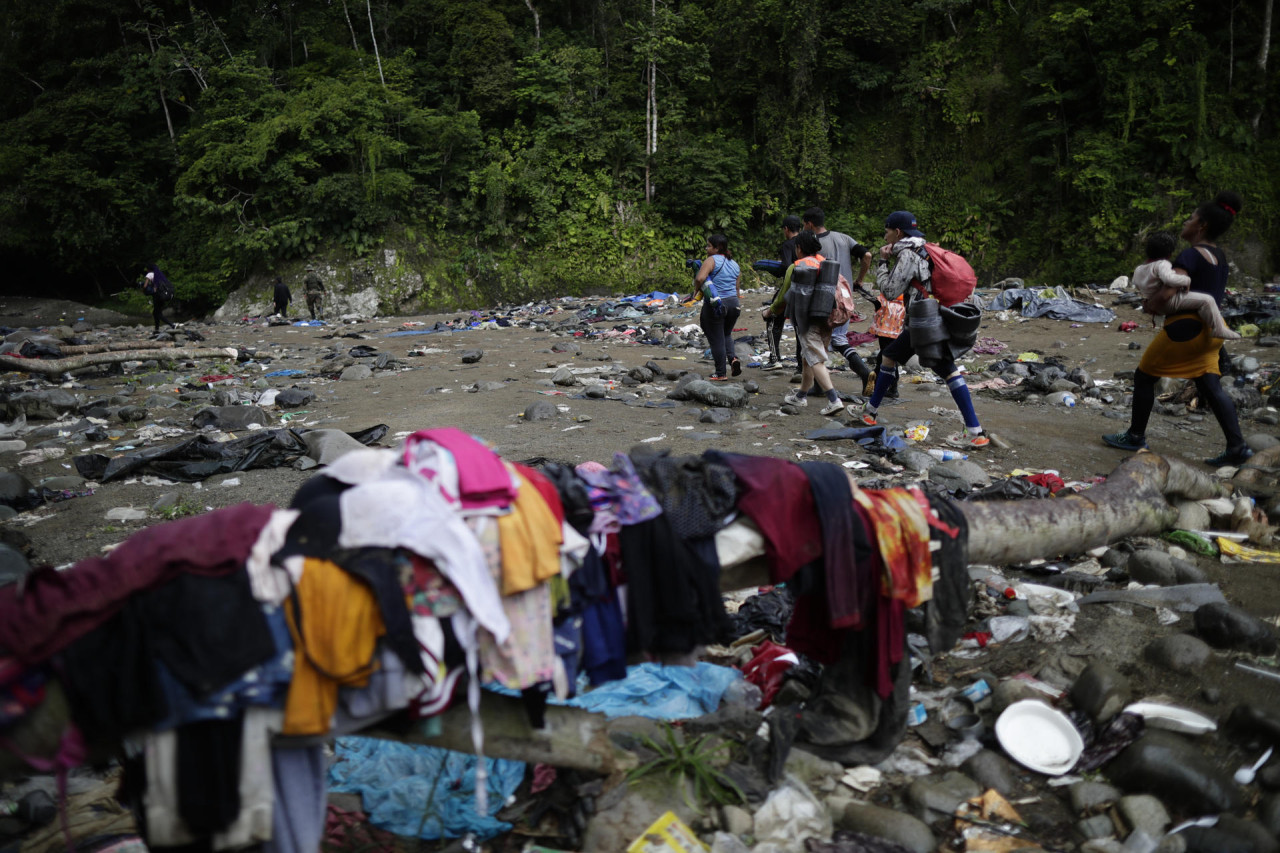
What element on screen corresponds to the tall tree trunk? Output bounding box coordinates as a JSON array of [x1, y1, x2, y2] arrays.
[[142, 26, 176, 144], [340, 0, 362, 60], [1254, 0, 1274, 132], [525, 0, 541, 51], [366, 0, 386, 89]]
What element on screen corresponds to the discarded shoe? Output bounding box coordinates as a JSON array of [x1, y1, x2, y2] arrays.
[[851, 404, 877, 426], [1205, 446, 1254, 467], [783, 392, 808, 407], [819, 400, 844, 416], [1102, 431, 1148, 452]]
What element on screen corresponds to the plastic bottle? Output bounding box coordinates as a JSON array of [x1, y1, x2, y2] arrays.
[[926, 449, 968, 461], [1046, 391, 1077, 407], [720, 679, 764, 711]]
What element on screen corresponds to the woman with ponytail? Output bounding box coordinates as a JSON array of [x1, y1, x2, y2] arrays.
[[1103, 191, 1253, 466]]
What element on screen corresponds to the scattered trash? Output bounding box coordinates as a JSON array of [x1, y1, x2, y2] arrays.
[[626, 811, 706, 853], [994, 700, 1084, 776]]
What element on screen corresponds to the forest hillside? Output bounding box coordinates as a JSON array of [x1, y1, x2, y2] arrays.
[[1, 0, 1276, 310]]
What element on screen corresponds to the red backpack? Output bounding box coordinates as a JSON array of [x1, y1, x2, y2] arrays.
[[914, 243, 976, 306]]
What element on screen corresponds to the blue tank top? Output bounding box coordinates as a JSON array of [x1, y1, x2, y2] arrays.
[[706, 256, 740, 300]]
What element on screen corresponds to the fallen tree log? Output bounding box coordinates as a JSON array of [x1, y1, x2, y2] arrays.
[[57, 340, 179, 355], [0, 452, 1231, 778], [0, 347, 238, 377]]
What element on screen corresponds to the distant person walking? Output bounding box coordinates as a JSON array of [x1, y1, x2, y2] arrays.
[[1103, 191, 1252, 466], [803, 207, 874, 387], [856, 211, 990, 449], [763, 215, 803, 370], [690, 234, 742, 380], [303, 266, 326, 319], [272, 276, 291, 317], [763, 231, 845, 415], [142, 266, 176, 333]]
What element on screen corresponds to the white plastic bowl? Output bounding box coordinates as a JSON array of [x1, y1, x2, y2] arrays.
[[994, 699, 1084, 775]]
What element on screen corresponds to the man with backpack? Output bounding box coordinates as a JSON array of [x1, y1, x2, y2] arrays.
[[802, 208, 874, 388], [854, 211, 990, 449], [142, 267, 176, 333], [303, 266, 326, 319]]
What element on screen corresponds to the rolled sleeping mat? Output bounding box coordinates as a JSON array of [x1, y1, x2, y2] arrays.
[[808, 259, 840, 320], [908, 297, 949, 348], [940, 302, 982, 358], [752, 259, 785, 278], [789, 265, 817, 319]]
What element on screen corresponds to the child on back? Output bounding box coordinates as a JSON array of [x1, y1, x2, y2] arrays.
[[1135, 232, 1240, 340]]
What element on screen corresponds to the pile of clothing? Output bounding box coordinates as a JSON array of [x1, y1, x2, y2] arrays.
[[0, 429, 971, 850]]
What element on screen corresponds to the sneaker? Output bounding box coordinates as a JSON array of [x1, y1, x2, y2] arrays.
[[730, 358, 742, 377], [819, 400, 844, 416], [709, 375, 728, 382], [1205, 446, 1254, 467], [947, 432, 991, 449], [783, 392, 808, 407], [850, 404, 876, 425], [1102, 431, 1148, 452], [763, 360, 785, 371]]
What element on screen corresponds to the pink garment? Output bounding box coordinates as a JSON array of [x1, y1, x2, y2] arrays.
[[404, 428, 516, 510]]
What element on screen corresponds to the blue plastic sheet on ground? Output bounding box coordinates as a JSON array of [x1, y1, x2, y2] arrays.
[[620, 290, 676, 302], [263, 369, 308, 378], [976, 287, 1116, 323], [557, 662, 741, 720], [292, 320, 326, 327], [384, 328, 454, 337], [328, 738, 524, 841], [803, 424, 907, 450]]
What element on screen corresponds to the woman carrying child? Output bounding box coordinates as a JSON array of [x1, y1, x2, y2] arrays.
[[1103, 191, 1252, 466]]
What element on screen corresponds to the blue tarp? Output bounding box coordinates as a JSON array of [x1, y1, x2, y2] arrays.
[[619, 290, 677, 302], [560, 662, 741, 720], [803, 424, 908, 450], [328, 738, 525, 841], [976, 287, 1116, 323], [263, 369, 308, 378], [384, 329, 453, 337], [292, 320, 326, 327]]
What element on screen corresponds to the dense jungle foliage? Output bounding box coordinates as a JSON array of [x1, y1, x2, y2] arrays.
[[1, 0, 1277, 309]]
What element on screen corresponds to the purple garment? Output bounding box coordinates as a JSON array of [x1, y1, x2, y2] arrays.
[[0, 503, 275, 664], [575, 454, 662, 525]]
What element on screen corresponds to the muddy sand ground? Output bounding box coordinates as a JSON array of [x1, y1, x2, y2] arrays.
[[2, 290, 1279, 842]]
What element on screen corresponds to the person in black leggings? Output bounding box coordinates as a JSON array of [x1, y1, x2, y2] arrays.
[[1103, 190, 1251, 466]]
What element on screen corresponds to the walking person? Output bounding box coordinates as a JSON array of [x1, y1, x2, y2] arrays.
[[803, 207, 874, 387], [272, 276, 292, 318], [763, 231, 845, 415], [763, 215, 803, 370], [1103, 191, 1252, 466], [855, 211, 990, 449], [142, 267, 176, 333], [303, 267, 326, 319], [690, 234, 742, 381]]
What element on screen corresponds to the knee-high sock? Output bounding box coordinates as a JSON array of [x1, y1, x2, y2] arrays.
[[867, 366, 897, 410], [946, 373, 981, 430]]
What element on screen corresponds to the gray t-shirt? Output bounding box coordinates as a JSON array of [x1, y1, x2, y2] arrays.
[[815, 230, 869, 285]]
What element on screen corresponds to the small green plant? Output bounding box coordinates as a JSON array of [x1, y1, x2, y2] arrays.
[[626, 724, 745, 812], [156, 498, 203, 521]]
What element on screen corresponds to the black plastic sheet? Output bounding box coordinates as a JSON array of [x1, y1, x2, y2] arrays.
[[74, 424, 388, 483]]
